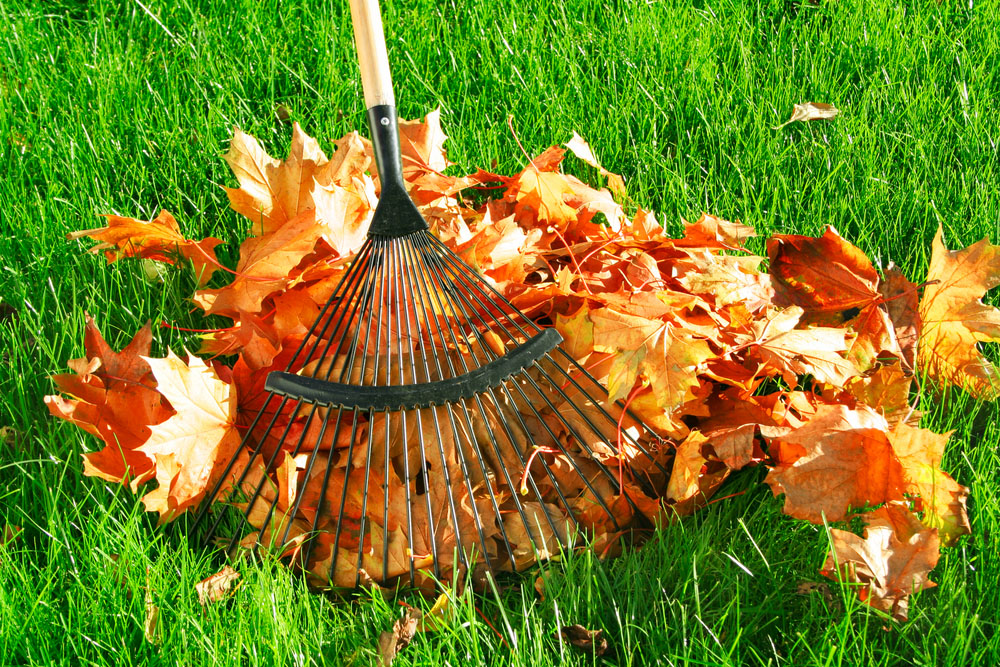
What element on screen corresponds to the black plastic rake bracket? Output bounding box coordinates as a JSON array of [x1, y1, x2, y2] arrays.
[[264, 328, 563, 411]]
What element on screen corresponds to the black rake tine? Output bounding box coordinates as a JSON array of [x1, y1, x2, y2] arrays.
[[278, 405, 344, 554], [354, 236, 392, 587], [198, 393, 292, 546], [417, 243, 569, 563], [320, 407, 362, 586], [191, 390, 282, 538], [400, 234, 479, 575], [306, 241, 381, 372], [389, 238, 418, 583], [412, 239, 521, 571], [424, 236, 668, 482], [396, 237, 450, 580], [286, 239, 375, 370]]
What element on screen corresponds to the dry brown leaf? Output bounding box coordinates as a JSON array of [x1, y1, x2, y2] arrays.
[[196, 566, 241, 606], [378, 606, 421, 666], [774, 102, 840, 129], [559, 624, 609, 656], [2, 524, 21, 547], [143, 569, 161, 646], [822, 503, 939, 621]]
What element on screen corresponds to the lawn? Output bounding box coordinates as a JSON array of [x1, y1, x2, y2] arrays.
[[1, 0, 999, 664]]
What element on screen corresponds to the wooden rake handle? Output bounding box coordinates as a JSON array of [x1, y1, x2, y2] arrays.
[[349, 0, 396, 109]]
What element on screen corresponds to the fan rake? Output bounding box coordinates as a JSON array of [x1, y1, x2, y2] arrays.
[[190, 0, 668, 589]]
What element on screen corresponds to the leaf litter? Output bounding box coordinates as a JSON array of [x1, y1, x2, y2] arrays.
[[49, 111, 989, 621]]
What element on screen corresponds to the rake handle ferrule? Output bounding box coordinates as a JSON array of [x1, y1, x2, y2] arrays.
[[368, 104, 406, 190]]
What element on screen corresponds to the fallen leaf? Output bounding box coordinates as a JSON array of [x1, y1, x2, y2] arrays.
[[143, 569, 161, 646], [765, 404, 904, 522], [2, 524, 21, 546], [378, 606, 421, 666], [68, 210, 223, 285], [196, 566, 241, 606], [559, 624, 609, 656], [774, 102, 840, 129], [822, 503, 939, 621], [918, 226, 1000, 398], [138, 351, 242, 522]]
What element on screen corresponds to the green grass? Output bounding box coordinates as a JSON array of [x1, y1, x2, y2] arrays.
[[1, 0, 999, 664]]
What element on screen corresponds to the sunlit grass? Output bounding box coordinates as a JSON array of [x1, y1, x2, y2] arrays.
[[1, 0, 998, 664]]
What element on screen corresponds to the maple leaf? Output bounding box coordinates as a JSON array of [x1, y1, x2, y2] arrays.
[[765, 404, 906, 522], [44, 315, 171, 488], [666, 431, 709, 503], [822, 502, 939, 621], [918, 226, 1000, 397], [589, 307, 714, 408], [138, 351, 242, 522], [888, 423, 970, 545], [509, 167, 579, 230], [196, 566, 241, 606], [768, 226, 880, 313], [564, 131, 626, 199], [193, 210, 324, 317], [677, 213, 756, 251], [69, 210, 223, 285], [223, 123, 330, 234], [748, 306, 860, 387]]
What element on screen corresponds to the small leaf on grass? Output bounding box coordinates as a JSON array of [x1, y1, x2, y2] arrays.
[[0, 426, 18, 447], [196, 565, 241, 606], [2, 524, 22, 546], [378, 607, 421, 667], [143, 569, 161, 646], [416, 593, 451, 633], [559, 624, 609, 656], [534, 575, 546, 600], [774, 102, 840, 129]]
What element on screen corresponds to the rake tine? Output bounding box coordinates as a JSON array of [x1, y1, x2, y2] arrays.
[[416, 240, 629, 523], [286, 238, 375, 370], [426, 240, 669, 484], [396, 237, 442, 580]]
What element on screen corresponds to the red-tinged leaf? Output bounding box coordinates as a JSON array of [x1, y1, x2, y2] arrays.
[[768, 226, 880, 313], [44, 316, 171, 488], [69, 210, 223, 285]]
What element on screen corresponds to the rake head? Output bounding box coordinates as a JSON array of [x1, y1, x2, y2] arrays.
[[190, 221, 671, 588]]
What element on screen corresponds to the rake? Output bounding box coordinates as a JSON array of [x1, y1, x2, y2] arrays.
[[191, 0, 668, 589]]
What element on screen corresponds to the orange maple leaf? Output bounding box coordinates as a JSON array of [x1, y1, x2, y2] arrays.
[[918, 226, 1000, 397], [68, 210, 223, 285], [44, 315, 171, 489], [822, 502, 939, 621]]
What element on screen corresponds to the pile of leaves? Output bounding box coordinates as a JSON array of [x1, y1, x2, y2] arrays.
[[45, 111, 991, 619]]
